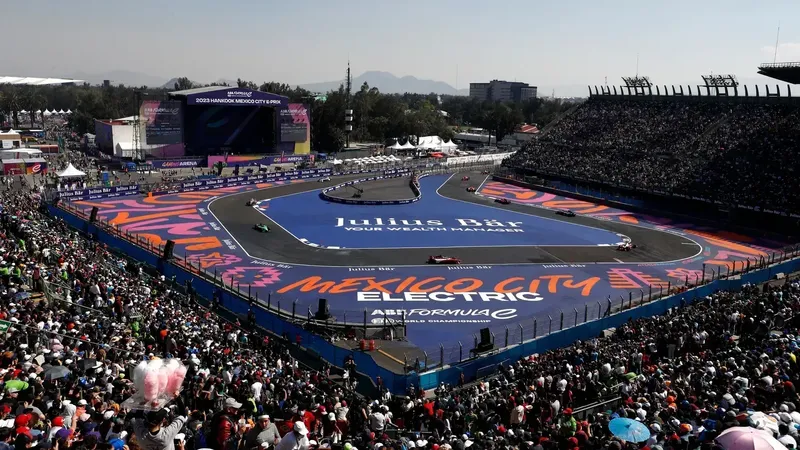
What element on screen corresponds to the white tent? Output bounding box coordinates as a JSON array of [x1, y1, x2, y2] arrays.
[[57, 163, 86, 178], [58, 109, 66, 114], [401, 141, 416, 149], [387, 141, 404, 150], [442, 139, 458, 149], [66, 109, 72, 114], [35, 110, 42, 114], [20, 110, 28, 114], [43, 110, 52, 116]]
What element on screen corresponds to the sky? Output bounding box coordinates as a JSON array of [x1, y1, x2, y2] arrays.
[[5, 0, 800, 94]]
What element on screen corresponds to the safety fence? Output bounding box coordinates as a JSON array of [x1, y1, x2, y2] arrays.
[[49, 161, 800, 394], [51, 189, 800, 394]]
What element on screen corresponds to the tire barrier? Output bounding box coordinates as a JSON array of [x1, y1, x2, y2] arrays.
[[320, 173, 421, 205]]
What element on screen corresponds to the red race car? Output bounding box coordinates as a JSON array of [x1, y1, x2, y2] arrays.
[[461, 176, 470, 181], [427, 255, 461, 265], [467, 187, 476, 192], [495, 198, 511, 205]]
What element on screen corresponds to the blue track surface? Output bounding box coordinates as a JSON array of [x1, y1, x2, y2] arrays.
[[257, 174, 623, 249]]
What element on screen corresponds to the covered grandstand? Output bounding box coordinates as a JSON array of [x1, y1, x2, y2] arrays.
[[0, 76, 84, 85]]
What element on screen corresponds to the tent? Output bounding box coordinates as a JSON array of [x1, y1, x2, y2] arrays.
[[66, 109, 72, 114], [58, 109, 66, 114], [387, 141, 404, 150], [401, 141, 416, 150], [442, 140, 458, 150], [43, 110, 52, 116], [57, 163, 86, 178]]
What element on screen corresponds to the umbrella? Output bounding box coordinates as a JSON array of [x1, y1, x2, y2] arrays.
[[76, 359, 101, 371], [608, 417, 651, 443], [43, 366, 71, 381], [715, 427, 786, 450]]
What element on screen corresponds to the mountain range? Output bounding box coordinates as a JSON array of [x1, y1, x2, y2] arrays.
[[298, 71, 470, 95]]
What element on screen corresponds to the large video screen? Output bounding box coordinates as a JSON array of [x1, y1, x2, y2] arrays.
[[279, 104, 309, 142], [141, 100, 183, 145], [184, 105, 275, 153]]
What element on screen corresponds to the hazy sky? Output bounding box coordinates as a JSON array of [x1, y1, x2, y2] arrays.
[[5, 0, 800, 89]]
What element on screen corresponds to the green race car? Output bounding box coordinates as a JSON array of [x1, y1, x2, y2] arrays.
[[253, 223, 270, 233]]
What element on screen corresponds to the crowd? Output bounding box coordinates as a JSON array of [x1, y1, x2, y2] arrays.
[[506, 98, 800, 214], [2, 161, 800, 450]]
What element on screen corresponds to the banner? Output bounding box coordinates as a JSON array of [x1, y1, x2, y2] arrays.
[[184, 88, 287, 107], [148, 159, 203, 169], [279, 104, 309, 143], [141, 100, 183, 145], [59, 185, 140, 201], [151, 168, 332, 196]]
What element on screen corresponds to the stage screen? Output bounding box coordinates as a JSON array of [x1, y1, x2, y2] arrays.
[[279, 104, 309, 142], [184, 105, 276, 153], [141, 100, 183, 145]]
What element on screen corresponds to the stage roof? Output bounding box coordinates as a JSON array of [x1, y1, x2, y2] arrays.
[[169, 86, 288, 107], [757, 62, 800, 84], [0, 76, 84, 85]]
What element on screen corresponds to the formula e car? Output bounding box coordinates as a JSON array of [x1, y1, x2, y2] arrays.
[[495, 198, 511, 205], [427, 255, 461, 265], [246, 198, 257, 206], [467, 187, 477, 192], [482, 170, 491, 175], [318, 177, 331, 182], [461, 176, 470, 181], [556, 209, 576, 217], [617, 243, 637, 251], [253, 223, 270, 233]]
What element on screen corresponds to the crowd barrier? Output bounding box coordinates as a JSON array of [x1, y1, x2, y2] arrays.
[[46, 202, 800, 394], [149, 168, 334, 196], [49, 160, 799, 395], [57, 184, 140, 201], [320, 173, 420, 205]]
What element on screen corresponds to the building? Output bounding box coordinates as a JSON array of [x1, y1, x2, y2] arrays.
[[469, 80, 538, 102], [0, 76, 84, 86]]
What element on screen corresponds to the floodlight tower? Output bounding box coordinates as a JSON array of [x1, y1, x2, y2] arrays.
[[344, 61, 353, 148], [621, 76, 653, 96], [701, 74, 739, 96]]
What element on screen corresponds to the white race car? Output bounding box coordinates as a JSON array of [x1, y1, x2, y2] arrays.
[[318, 177, 331, 182]]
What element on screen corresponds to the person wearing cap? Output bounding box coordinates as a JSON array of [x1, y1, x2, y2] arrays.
[[131, 405, 187, 450], [245, 415, 281, 450], [557, 408, 576, 437], [274, 422, 308, 450], [207, 397, 243, 450]]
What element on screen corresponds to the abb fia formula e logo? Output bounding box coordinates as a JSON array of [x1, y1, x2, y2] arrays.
[[31, 164, 41, 173], [227, 90, 254, 98]]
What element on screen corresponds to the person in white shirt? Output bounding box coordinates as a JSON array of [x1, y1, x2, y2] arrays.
[[275, 422, 309, 450]]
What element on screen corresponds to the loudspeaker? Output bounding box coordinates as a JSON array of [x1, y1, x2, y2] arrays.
[[163, 240, 175, 260], [89, 207, 99, 223], [315, 298, 331, 320], [479, 328, 491, 346]]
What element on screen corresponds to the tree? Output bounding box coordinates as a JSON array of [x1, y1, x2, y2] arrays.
[[173, 77, 195, 91]]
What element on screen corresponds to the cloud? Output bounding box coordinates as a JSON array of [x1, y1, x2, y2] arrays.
[[760, 42, 800, 62]]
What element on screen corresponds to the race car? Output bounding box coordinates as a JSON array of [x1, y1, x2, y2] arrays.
[[482, 170, 491, 175], [617, 242, 638, 251], [495, 198, 511, 205], [466, 187, 477, 192], [556, 209, 576, 217], [318, 177, 331, 182], [253, 223, 270, 233], [461, 176, 470, 181], [427, 255, 461, 265], [246, 198, 257, 206]]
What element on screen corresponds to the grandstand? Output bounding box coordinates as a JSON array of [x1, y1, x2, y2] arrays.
[[758, 61, 800, 84], [505, 75, 800, 234]]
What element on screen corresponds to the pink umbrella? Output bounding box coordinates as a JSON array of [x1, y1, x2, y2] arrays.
[[715, 427, 787, 450]]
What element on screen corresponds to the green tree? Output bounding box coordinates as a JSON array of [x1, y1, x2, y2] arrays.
[[173, 77, 195, 91]]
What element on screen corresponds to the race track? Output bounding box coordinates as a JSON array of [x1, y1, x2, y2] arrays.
[[210, 171, 701, 266]]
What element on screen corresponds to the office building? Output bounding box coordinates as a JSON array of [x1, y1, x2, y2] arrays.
[[469, 80, 537, 102]]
